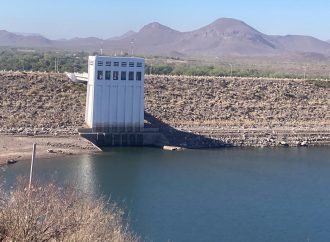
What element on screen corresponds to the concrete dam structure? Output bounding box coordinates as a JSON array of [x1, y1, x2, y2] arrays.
[[85, 56, 145, 132], [79, 56, 166, 147]]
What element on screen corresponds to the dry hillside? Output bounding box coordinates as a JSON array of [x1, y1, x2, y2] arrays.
[[0, 72, 85, 135], [1, 71, 329, 146], [145, 75, 330, 128]]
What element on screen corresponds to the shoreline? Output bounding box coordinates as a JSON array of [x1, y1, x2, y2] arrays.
[[1, 125, 329, 168], [0, 134, 101, 167], [168, 126, 330, 148]]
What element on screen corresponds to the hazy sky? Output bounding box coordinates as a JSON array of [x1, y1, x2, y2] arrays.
[[1, 0, 329, 40]]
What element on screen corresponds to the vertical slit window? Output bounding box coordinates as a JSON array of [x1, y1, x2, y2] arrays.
[[97, 70, 103, 80], [129, 71, 134, 80], [121, 71, 127, 80], [136, 72, 142, 81], [113, 71, 119, 80], [105, 71, 111, 80]]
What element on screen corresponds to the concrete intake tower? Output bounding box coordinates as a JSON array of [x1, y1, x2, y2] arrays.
[[85, 56, 145, 132]]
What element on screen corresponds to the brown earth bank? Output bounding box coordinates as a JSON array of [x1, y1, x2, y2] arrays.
[[0, 71, 330, 150], [0, 135, 100, 167]]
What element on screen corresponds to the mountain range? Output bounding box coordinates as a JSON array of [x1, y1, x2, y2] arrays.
[[1, 18, 330, 57]]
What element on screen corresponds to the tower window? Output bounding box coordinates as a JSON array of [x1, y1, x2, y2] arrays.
[[121, 71, 127, 80], [137, 62, 142, 67], [136, 72, 142, 81], [113, 71, 119, 80], [105, 71, 111, 80], [97, 70, 103, 80], [121, 62, 127, 67], [129, 62, 135, 67], [97, 61, 103, 66], [105, 61, 111, 66], [129, 71, 134, 80], [114, 62, 119, 67]]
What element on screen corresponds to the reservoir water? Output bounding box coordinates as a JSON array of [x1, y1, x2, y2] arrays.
[[1, 147, 330, 241]]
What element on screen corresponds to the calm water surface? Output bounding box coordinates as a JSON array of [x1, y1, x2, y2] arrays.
[[1, 147, 330, 242]]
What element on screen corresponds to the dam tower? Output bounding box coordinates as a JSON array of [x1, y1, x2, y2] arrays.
[[85, 56, 145, 132]]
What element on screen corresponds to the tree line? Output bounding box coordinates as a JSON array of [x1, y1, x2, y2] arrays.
[[0, 48, 328, 80], [0, 48, 88, 73]]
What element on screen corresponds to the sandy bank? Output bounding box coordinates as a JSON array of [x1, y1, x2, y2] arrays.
[[0, 134, 100, 167]]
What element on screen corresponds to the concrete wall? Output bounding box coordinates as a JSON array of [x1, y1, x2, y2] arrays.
[[86, 56, 145, 131], [80, 131, 168, 147]]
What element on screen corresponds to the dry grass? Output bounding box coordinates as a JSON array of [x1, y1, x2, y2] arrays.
[[0, 179, 138, 242]]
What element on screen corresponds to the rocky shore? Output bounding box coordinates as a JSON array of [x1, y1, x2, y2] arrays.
[[1, 71, 329, 149], [145, 75, 330, 147]]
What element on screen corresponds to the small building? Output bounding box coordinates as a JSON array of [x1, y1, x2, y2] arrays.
[[85, 56, 145, 132]]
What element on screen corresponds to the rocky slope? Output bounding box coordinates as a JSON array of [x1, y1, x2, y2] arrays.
[[145, 75, 330, 128], [0, 72, 85, 135], [1, 71, 329, 146], [144, 75, 330, 147]]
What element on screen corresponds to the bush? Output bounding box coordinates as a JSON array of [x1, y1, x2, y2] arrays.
[[0, 179, 138, 242]]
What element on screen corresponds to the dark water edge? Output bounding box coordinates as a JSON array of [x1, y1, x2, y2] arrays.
[[1, 147, 330, 242]]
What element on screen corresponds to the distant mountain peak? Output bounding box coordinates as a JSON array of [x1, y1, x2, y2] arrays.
[[144, 22, 165, 28], [210, 17, 247, 26], [0, 18, 329, 57], [140, 22, 178, 33], [200, 17, 260, 35]]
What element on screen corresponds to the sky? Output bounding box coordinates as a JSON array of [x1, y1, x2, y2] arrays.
[[0, 0, 329, 40]]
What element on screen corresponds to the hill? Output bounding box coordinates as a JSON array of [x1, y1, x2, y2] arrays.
[[0, 30, 52, 47], [0, 18, 330, 57]]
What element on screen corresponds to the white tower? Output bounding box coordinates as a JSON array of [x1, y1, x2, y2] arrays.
[[85, 56, 145, 132]]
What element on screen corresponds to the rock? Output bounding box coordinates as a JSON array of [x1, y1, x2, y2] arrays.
[[163, 145, 184, 151], [47, 149, 56, 153], [7, 159, 17, 165], [280, 141, 289, 146], [300, 141, 308, 146]]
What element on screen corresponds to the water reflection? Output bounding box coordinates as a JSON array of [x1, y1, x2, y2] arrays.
[[2, 147, 330, 242], [76, 154, 96, 194]]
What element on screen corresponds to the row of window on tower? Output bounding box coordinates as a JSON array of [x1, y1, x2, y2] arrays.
[[96, 61, 143, 68], [97, 70, 142, 81]]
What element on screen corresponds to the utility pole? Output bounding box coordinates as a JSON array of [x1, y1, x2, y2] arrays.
[[130, 39, 134, 56], [28, 143, 36, 191], [55, 58, 59, 73]]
